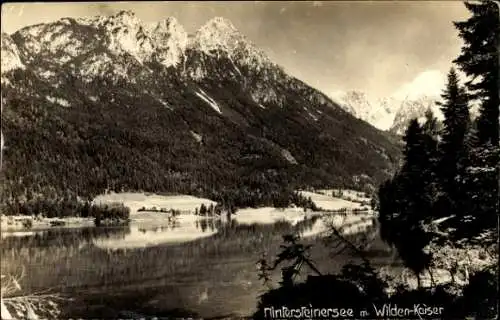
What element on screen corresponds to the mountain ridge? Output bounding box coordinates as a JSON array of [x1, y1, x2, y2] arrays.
[[1, 12, 400, 209]]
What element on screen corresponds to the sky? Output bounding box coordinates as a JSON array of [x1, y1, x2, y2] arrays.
[[1, 1, 471, 100]]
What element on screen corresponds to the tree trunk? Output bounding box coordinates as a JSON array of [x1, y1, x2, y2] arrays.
[[428, 268, 435, 287]]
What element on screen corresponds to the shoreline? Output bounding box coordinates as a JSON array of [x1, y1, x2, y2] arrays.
[[1, 190, 374, 234], [0, 215, 96, 232]]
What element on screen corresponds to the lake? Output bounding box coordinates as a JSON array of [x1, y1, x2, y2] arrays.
[[1, 209, 394, 319]]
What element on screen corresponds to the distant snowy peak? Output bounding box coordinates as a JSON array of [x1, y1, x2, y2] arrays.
[[331, 90, 399, 131], [330, 89, 449, 134], [390, 96, 442, 135], [1, 33, 25, 75]]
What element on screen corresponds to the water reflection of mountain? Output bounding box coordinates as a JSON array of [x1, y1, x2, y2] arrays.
[[215, 211, 376, 240], [0, 226, 131, 249], [1, 212, 377, 252], [211, 214, 322, 240]]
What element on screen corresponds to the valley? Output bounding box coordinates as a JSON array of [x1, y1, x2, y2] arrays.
[[1, 11, 400, 217], [1, 2, 497, 319]]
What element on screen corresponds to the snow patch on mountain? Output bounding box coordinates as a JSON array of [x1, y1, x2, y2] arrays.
[[190, 131, 203, 144], [157, 98, 173, 111], [195, 89, 222, 114], [46, 96, 70, 107], [281, 148, 298, 165], [303, 107, 319, 122], [38, 69, 57, 79]]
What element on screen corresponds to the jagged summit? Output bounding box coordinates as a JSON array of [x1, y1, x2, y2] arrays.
[[154, 16, 183, 30], [149, 17, 188, 67], [5, 10, 191, 72], [76, 9, 140, 28], [191, 16, 246, 54], [331, 90, 448, 133], [3, 12, 275, 74], [332, 90, 399, 131], [110, 10, 140, 23], [116, 10, 136, 17], [202, 17, 239, 32]]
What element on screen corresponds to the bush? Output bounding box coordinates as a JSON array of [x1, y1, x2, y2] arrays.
[[49, 220, 65, 227], [21, 219, 33, 229], [84, 202, 130, 226], [254, 236, 497, 320], [1, 273, 64, 319]]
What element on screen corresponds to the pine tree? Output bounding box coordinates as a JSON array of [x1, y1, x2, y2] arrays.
[[421, 110, 443, 216], [378, 119, 438, 283], [437, 68, 470, 207], [453, 0, 499, 239], [421, 109, 440, 172], [200, 203, 207, 215], [402, 119, 425, 170], [422, 108, 441, 139], [402, 119, 435, 213], [454, 0, 499, 146]]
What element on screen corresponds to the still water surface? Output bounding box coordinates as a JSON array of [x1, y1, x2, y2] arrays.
[[1, 211, 388, 318]]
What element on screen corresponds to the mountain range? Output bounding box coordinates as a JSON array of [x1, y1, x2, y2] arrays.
[[330, 90, 446, 135], [1, 11, 400, 207], [330, 87, 480, 135]]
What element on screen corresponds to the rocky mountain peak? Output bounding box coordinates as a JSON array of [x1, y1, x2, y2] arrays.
[[191, 17, 246, 54], [1, 33, 25, 83]]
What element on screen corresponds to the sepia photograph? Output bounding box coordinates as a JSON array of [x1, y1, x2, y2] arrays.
[[1, 1, 498, 319]]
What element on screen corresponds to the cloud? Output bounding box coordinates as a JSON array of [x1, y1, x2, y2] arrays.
[[313, 1, 323, 7], [18, 4, 25, 17], [391, 70, 447, 99]]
